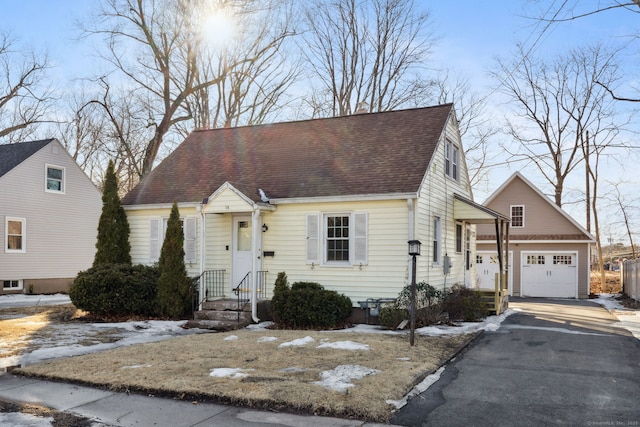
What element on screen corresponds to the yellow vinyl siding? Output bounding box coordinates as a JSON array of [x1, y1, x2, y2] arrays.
[[126, 206, 201, 277], [260, 199, 410, 304]]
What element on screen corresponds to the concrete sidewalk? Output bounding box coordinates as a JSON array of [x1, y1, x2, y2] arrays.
[[0, 373, 393, 426]]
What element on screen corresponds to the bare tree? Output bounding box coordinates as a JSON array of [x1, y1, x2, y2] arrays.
[[183, 0, 298, 130], [82, 0, 292, 178], [492, 43, 624, 207], [0, 32, 55, 142], [530, 1, 640, 102], [609, 181, 638, 258], [300, 0, 435, 117]]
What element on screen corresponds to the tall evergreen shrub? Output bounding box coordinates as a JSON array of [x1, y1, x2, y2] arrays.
[[155, 202, 192, 318], [93, 160, 131, 266]]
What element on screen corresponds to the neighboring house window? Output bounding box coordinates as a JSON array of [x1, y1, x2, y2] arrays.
[[433, 216, 441, 264], [445, 141, 459, 181], [45, 165, 65, 193], [3, 279, 22, 290], [476, 255, 483, 264], [149, 217, 197, 263], [5, 217, 26, 253], [306, 212, 368, 266], [455, 223, 463, 253], [510, 205, 524, 228]]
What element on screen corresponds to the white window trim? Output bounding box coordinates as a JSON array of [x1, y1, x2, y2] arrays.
[[510, 204, 525, 228], [306, 212, 368, 267], [445, 140, 459, 181], [2, 279, 23, 290], [433, 215, 441, 265], [45, 164, 66, 194], [5, 217, 26, 253], [149, 216, 197, 264]]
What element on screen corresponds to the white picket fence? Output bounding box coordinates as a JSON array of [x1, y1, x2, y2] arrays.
[[621, 259, 640, 302]]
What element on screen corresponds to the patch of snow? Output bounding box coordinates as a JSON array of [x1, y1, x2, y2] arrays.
[[246, 321, 273, 330], [593, 294, 640, 340], [224, 335, 239, 341], [387, 366, 445, 409], [396, 357, 410, 361], [257, 336, 278, 343], [209, 367, 254, 379], [0, 293, 71, 308], [312, 365, 380, 393], [316, 341, 370, 351], [0, 412, 54, 427], [501, 324, 610, 336], [278, 336, 315, 348]]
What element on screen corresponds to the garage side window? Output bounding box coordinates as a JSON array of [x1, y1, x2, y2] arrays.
[[510, 205, 524, 228]]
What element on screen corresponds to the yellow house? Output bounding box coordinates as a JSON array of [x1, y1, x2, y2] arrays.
[[122, 105, 508, 325]]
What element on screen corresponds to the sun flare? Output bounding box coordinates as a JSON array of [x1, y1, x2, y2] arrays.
[[199, 7, 237, 49]]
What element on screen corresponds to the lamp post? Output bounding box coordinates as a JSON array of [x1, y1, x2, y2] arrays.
[[408, 240, 421, 346]]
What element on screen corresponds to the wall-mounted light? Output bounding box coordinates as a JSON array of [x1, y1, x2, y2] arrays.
[[262, 223, 269, 232]]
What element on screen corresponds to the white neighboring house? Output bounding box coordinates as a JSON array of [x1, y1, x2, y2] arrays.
[[122, 105, 509, 321], [0, 139, 101, 294]]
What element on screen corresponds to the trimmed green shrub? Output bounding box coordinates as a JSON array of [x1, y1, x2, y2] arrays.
[[270, 277, 352, 329], [443, 285, 487, 322], [155, 202, 192, 319], [379, 305, 408, 329], [380, 281, 444, 329], [70, 263, 158, 316], [94, 160, 131, 266]]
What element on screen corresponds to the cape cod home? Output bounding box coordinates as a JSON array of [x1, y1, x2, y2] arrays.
[[122, 104, 509, 323], [476, 172, 594, 299], [0, 139, 102, 295]]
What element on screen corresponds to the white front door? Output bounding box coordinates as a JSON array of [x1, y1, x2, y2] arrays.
[[232, 216, 253, 292]]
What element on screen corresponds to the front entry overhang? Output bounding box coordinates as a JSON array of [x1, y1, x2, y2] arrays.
[[454, 194, 511, 306], [199, 182, 275, 323]]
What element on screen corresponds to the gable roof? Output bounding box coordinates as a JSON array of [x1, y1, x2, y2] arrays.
[[122, 104, 454, 206], [0, 139, 53, 178], [481, 172, 594, 242]]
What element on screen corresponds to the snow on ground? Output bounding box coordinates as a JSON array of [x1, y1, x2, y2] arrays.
[[312, 365, 380, 393], [0, 294, 203, 369], [3, 293, 638, 412], [593, 294, 640, 340]]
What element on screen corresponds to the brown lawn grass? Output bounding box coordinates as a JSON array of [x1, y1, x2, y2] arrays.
[[13, 324, 474, 422]]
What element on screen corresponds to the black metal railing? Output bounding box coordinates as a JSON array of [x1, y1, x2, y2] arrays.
[[192, 269, 226, 312], [232, 271, 268, 320]]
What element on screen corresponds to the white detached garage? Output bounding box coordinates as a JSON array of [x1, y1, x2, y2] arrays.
[[476, 173, 594, 299]]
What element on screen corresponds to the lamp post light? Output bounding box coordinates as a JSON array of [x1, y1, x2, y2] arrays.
[[408, 240, 421, 346]]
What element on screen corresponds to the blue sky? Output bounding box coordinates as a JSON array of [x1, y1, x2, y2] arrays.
[[2, 1, 639, 238]]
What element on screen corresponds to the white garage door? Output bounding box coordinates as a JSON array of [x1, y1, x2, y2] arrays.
[[476, 252, 512, 294], [521, 252, 577, 298]]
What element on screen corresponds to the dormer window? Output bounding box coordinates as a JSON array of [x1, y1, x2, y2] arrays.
[[46, 165, 65, 193], [445, 140, 459, 181], [511, 205, 524, 228]]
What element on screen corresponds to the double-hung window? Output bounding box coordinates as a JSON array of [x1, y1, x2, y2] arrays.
[[306, 212, 368, 266], [510, 205, 524, 228], [433, 216, 441, 264], [45, 165, 65, 193], [445, 141, 459, 181], [149, 217, 197, 263], [5, 217, 26, 253]]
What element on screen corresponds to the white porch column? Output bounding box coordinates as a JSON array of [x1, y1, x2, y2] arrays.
[[251, 208, 260, 322]]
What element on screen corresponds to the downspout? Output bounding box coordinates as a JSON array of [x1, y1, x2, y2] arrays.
[[251, 208, 260, 323], [198, 203, 206, 311]]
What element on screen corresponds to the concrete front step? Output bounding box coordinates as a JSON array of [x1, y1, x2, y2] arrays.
[[201, 298, 249, 311], [185, 318, 251, 331], [195, 309, 252, 323]]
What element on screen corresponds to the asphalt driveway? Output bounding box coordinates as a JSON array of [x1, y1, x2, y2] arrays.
[[391, 298, 640, 426]]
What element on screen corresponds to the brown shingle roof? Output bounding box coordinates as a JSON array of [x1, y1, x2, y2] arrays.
[[122, 105, 453, 206]]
